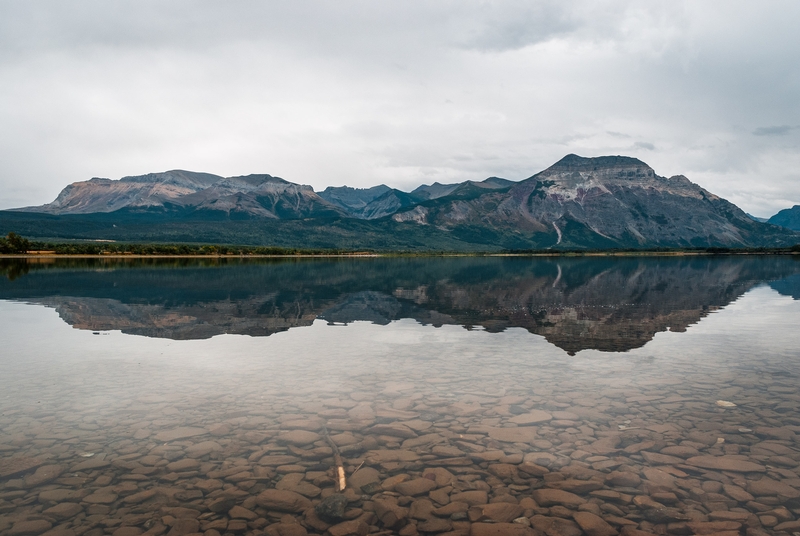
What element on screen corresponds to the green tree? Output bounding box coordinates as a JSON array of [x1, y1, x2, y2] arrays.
[[0, 233, 31, 254]]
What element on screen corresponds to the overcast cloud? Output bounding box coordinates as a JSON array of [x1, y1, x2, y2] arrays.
[[1, 1, 798, 216]]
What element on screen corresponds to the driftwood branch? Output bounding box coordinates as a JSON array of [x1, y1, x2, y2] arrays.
[[322, 426, 346, 491]]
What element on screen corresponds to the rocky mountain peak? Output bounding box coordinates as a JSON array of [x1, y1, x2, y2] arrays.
[[547, 154, 650, 172]]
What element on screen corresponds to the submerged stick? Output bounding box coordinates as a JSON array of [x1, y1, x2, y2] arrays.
[[322, 426, 346, 491]]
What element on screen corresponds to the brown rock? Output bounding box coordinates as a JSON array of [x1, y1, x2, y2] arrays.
[[258, 455, 302, 466], [450, 490, 489, 506], [588, 435, 621, 455], [348, 467, 380, 491], [684, 456, 765, 473], [487, 427, 537, 443], [8, 520, 53, 536], [38, 489, 83, 503], [226, 519, 249, 533], [409, 498, 435, 520], [327, 520, 368, 536], [112, 528, 143, 536], [185, 441, 222, 457], [395, 478, 438, 496], [421, 467, 456, 487], [659, 445, 700, 458], [154, 427, 207, 442], [755, 426, 796, 441], [685, 521, 741, 534], [256, 489, 312, 513], [508, 410, 553, 425], [277, 430, 321, 446], [531, 489, 586, 507], [83, 491, 118, 504], [548, 479, 604, 494], [370, 423, 418, 438], [0, 456, 44, 479], [165, 458, 199, 472], [747, 477, 800, 498], [722, 483, 754, 502], [640, 467, 675, 488], [229, 505, 258, 520], [24, 464, 64, 487], [518, 462, 549, 476], [529, 516, 583, 536], [468, 503, 524, 523], [619, 528, 658, 536], [366, 449, 419, 463], [275, 473, 322, 498], [373, 497, 409, 529], [70, 458, 111, 472], [605, 471, 641, 488], [433, 502, 469, 516], [487, 463, 518, 479], [708, 511, 751, 522], [774, 520, 800, 532], [42, 502, 83, 520], [123, 489, 157, 504], [417, 517, 453, 532], [207, 496, 237, 513], [640, 452, 683, 465], [166, 519, 200, 536], [470, 523, 536, 536], [573, 512, 618, 536]]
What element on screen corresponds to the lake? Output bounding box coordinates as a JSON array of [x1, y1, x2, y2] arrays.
[[0, 256, 799, 536]]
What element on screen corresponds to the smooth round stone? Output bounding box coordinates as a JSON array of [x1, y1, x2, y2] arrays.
[[8, 520, 53, 536]]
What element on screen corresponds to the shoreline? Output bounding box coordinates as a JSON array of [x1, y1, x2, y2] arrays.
[[0, 250, 798, 259]]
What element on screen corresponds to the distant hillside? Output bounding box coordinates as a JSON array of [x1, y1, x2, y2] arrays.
[[746, 213, 768, 223], [768, 205, 800, 231], [3, 155, 798, 251]]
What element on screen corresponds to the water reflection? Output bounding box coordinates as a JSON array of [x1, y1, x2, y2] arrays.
[[1, 256, 798, 354]]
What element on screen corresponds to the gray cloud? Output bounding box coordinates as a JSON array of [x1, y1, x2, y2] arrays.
[[0, 1, 799, 217], [753, 125, 793, 136]]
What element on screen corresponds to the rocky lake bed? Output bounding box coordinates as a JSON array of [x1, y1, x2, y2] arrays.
[[1, 344, 799, 536]]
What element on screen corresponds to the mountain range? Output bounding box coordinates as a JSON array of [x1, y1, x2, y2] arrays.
[[2, 154, 798, 251]]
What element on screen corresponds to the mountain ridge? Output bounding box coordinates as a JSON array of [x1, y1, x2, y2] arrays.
[[4, 154, 799, 251], [768, 205, 800, 231]]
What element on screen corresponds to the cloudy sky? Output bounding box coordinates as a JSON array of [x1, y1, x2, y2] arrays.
[[1, 1, 798, 217]]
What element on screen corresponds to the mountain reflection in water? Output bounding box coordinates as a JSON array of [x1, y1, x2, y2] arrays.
[[1, 256, 798, 354]]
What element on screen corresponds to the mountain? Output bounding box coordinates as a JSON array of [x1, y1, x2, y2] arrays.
[[391, 155, 797, 249], [411, 177, 514, 200], [20, 170, 344, 220], [319, 184, 392, 213], [768, 205, 800, 231], [318, 177, 514, 220], [319, 185, 419, 220], [3, 155, 798, 250]]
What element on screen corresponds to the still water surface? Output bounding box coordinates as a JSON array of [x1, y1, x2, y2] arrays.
[[0, 257, 799, 536]]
